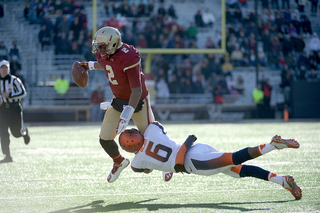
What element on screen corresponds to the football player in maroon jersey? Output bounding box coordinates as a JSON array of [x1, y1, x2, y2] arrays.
[[78, 27, 168, 183]]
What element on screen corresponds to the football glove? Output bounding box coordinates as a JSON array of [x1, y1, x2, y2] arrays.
[[117, 105, 135, 134]]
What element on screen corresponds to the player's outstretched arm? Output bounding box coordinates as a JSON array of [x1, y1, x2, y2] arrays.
[[79, 61, 104, 72]]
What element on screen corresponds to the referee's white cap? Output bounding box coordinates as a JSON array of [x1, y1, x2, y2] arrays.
[[0, 60, 10, 68]]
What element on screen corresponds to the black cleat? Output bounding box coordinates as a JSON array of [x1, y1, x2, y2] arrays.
[[0, 155, 13, 164]]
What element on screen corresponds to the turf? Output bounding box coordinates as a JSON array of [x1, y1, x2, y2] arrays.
[[0, 121, 319, 213]]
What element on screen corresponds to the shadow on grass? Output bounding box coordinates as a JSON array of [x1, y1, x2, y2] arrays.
[[49, 199, 293, 212]]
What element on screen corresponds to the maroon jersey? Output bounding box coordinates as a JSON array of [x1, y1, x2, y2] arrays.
[[95, 43, 148, 100]]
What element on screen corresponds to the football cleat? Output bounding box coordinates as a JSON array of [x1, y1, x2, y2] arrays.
[[282, 175, 302, 200], [0, 155, 13, 164], [23, 128, 30, 145], [271, 135, 300, 150], [162, 171, 173, 182], [107, 158, 130, 183]]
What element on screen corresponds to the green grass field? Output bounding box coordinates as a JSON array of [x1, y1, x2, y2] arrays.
[[1, 121, 320, 213]]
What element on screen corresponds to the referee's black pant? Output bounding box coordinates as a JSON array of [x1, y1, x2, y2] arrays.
[[0, 103, 24, 156]]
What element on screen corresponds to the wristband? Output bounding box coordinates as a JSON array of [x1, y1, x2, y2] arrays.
[[88, 61, 95, 70], [120, 105, 135, 120]]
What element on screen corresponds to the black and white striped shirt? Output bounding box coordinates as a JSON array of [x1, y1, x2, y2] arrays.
[[0, 74, 27, 104]]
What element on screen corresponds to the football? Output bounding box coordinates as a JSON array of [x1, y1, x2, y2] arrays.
[[71, 61, 89, 88]]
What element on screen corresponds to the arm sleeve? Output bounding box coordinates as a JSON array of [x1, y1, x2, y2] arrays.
[[10, 77, 27, 99]]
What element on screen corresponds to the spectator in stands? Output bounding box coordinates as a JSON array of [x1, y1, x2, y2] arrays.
[[309, 33, 320, 55], [55, 32, 71, 54], [206, 73, 219, 94], [169, 74, 181, 94], [261, 30, 271, 58], [24, 3, 31, 21], [269, 51, 280, 70], [221, 56, 233, 77], [286, 23, 297, 36], [36, 3, 45, 23], [202, 9, 215, 28], [297, 51, 310, 71], [217, 75, 229, 94], [235, 75, 245, 95], [307, 68, 318, 81], [38, 24, 51, 51], [211, 84, 224, 119], [279, 54, 286, 70], [233, 7, 242, 24], [282, 35, 294, 56], [291, 16, 301, 35], [211, 57, 222, 76], [301, 15, 312, 36], [168, 5, 177, 19], [194, 10, 204, 28], [156, 77, 170, 102], [42, 14, 54, 35], [28, 5, 38, 24], [317, 52, 320, 69], [9, 41, 21, 62], [258, 47, 267, 67], [0, 41, 8, 61], [262, 78, 273, 118], [226, 76, 239, 101], [54, 74, 69, 95], [157, 3, 166, 17], [70, 16, 83, 41], [296, 0, 307, 13], [181, 78, 194, 94], [226, 0, 238, 8], [135, 34, 147, 48], [187, 22, 198, 42], [90, 85, 104, 121], [226, 8, 234, 24], [252, 83, 264, 118], [271, 0, 280, 9], [230, 44, 244, 67], [9, 55, 21, 76], [308, 50, 318, 70], [204, 37, 215, 49], [281, 68, 295, 106], [193, 72, 205, 94], [294, 34, 306, 59], [311, 0, 319, 14], [285, 52, 296, 70], [57, 16, 71, 37], [281, 0, 290, 9]]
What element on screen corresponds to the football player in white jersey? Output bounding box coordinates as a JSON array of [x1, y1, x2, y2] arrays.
[[119, 122, 302, 200]]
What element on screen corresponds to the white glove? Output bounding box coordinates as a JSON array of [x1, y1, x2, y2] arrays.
[[116, 105, 135, 134]]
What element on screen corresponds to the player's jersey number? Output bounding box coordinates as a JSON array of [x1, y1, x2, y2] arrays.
[[105, 65, 118, 85], [145, 141, 172, 162]]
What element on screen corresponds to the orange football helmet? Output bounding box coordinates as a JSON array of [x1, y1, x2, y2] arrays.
[[119, 129, 144, 153]]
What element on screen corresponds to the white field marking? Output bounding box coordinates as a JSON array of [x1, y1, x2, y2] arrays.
[[1, 187, 317, 200], [14, 148, 97, 154]]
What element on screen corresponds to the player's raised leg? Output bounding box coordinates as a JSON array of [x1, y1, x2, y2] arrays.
[[100, 107, 130, 183], [222, 165, 302, 200]]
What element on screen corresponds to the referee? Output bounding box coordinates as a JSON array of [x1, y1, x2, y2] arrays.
[[0, 60, 30, 163]]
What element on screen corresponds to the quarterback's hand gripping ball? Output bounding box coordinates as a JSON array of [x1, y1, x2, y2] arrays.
[[71, 61, 89, 88]]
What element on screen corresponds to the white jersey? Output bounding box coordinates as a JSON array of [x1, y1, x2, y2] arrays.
[[131, 122, 182, 172], [131, 122, 240, 177]]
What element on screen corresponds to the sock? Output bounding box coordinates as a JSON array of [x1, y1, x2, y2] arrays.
[[111, 151, 125, 164], [232, 148, 253, 165], [257, 143, 276, 155], [239, 165, 269, 180], [268, 172, 283, 185]]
